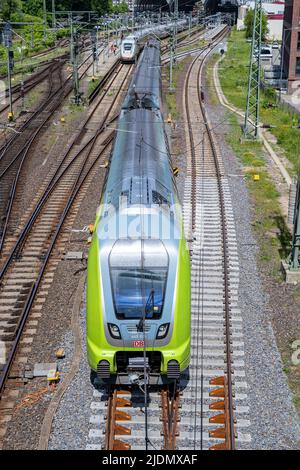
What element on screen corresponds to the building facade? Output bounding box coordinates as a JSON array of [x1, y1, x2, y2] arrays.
[[135, 0, 198, 12], [283, 0, 300, 93], [237, 1, 284, 40], [112, 0, 134, 11]]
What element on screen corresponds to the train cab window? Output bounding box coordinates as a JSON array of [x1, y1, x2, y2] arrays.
[[109, 239, 169, 320], [152, 190, 169, 206], [123, 43, 133, 51], [110, 268, 167, 320]]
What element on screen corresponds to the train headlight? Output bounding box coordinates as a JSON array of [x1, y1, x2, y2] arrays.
[[156, 323, 169, 339], [108, 323, 121, 339]]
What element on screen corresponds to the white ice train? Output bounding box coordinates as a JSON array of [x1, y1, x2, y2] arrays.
[[121, 35, 140, 62], [120, 19, 190, 63]]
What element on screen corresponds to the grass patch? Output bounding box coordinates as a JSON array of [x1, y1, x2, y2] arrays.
[[226, 112, 291, 276], [179, 39, 206, 54], [88, 78, 102, 97], [219, 29, 300, 175], [216, 44, 300, 414], [164, 59, 188, 119], [205, 54, 219, 105], [0, 47, 67, 82]]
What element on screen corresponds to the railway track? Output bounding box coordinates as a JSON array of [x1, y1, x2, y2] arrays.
[[160, 24, 204, 57], [86, 384, 180, 451], [179, 27, 251, 449], [0, 40, 102, 147], [161, 25, 224, 65], [0, 60, 65, 252], [0, 47, 109, 253], [85, 25, 247, 453], [0, 56, 69, 117], [0, 62, 133, 428]]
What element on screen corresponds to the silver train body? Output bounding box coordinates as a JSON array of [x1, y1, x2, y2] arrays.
[[88, 39, 190, 384]]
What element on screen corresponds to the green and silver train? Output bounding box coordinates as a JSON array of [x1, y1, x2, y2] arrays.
[[86, 39, 190, 385]]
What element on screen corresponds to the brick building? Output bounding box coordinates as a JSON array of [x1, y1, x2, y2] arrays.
[[283, 0, 300, 93]]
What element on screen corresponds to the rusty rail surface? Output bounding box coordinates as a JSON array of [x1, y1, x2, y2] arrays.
[[161, 385, 180, 450], [184, 26, 236, 450]]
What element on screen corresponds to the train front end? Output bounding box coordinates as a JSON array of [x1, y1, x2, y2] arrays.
[[87, 206, 190, 385], [120, 36, 137, 62]]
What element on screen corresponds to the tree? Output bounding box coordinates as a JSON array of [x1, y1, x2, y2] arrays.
[[22, 0, 44, 18], [113, 2, 129, 14], [0, 0, 22, 21], [91, 0, 112, 16], [244, 8, 269, 42]]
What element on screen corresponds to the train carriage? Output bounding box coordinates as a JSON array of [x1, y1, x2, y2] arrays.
[[87, 39, 190, 385]]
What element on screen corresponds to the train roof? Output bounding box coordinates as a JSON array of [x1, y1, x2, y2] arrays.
[[123, 39, 161, 110], [122, 35, 136, 41], [105, 108, 176, 209]]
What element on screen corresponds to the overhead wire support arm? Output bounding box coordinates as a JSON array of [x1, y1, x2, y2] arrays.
[[243, 0, 263, 139]]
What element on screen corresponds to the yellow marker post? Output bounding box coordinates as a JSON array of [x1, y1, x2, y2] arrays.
[[55, 348, 65, 359], [8, 112, 14, 122], [167, 113, 172, 124], [60, 117, 65, 123], [253, 174, 260, 181], [173, 167, 179, 177], [47, 371, 60, 384]]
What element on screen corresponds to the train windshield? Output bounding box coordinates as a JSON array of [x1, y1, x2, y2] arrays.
[[109, 239, 169, 320], [123, 43, 133, 51], [110, 268, 167, 319]]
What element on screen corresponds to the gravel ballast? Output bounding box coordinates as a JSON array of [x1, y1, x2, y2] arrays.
[[203, 62, 300, 448], [8, 50, 300, 450]]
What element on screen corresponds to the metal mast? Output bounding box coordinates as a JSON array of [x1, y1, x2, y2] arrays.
[[3, 22, 14, 121], [243, 0, 263, 139], [52, 0, 56, 29], [289, 161, 300, 271], [70, 14, 81, 105], [174, 0, 178, 49]]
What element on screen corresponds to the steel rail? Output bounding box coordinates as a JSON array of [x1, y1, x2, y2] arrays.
[[0, 63, 129, 271], [184, 26, 235, 450], [0, 61, 62, 113], [0, 132, 114, 396], [0, 63, 132, 394], [161, 384, 180, 450], [0, 46, 100, 160], [196, 41, 235, 451], [0, 53, 119, 253]]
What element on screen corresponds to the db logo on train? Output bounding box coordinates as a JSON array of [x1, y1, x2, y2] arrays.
[[132, 340, 145, 348]]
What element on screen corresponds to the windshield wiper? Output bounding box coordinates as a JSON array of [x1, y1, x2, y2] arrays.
[[137, 289, 154, 332]]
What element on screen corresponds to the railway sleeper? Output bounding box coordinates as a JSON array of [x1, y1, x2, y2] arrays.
[[208, 376, 236, 450]]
